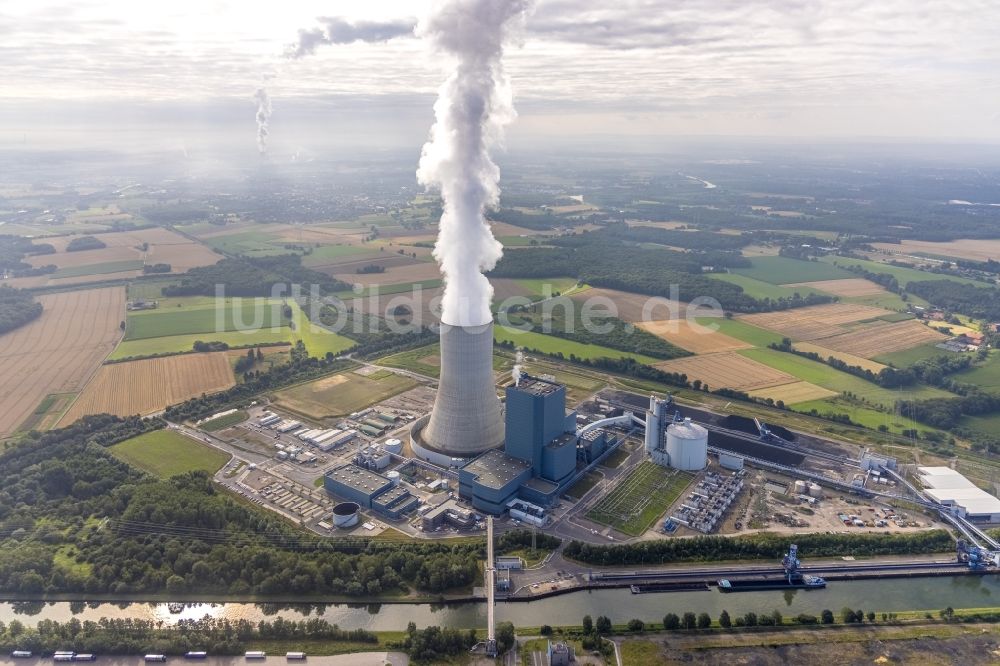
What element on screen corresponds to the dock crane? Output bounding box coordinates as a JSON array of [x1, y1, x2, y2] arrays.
[[781, 544, 800, 583]]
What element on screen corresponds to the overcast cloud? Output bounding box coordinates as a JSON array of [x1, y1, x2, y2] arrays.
[[1, 0, 998, 146]]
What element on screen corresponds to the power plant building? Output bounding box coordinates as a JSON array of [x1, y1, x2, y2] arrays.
[[459, 375, 579, 514], [645, 395, 708, 471], [323, 464, 418, 519]]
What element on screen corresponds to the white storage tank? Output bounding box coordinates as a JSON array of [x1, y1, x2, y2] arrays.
[[387, 470, 401, 487], [665, 418, 708, 471], [383, 438, 403, 454], [808, 482, 823, 498], [332, 502, 361, 528], [794, 480, 808, 494]]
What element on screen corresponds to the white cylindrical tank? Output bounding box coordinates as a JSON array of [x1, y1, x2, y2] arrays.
[[794, 480, 808, 494], [387, 471, 401, 487], [383, 438, 403, 454], [665, 418, 708, 471], [808, 482, 823, 497], [332, 502, 360, 528]]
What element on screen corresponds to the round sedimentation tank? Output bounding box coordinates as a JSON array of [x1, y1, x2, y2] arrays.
[[332, 502, 360, 528], [387, 471, 401, 487], [665, 418, 708, 471], [808, 482, 823, 498], [383, 438, 403, 455], [794, 480, 808, 494]]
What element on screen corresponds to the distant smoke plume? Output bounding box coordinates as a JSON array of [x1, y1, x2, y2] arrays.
[[287, 17, 416, 58], [416, 0, 531, 327], [254, 87, 272, 154]]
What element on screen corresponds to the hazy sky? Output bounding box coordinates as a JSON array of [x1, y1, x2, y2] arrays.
[[2, 0, 999, 151]]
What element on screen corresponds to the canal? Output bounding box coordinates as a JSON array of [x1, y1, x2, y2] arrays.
[[1, 575, 998, 630]]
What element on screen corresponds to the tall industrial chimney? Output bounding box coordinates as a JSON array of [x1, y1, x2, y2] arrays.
[[417, 322, 505, 459]]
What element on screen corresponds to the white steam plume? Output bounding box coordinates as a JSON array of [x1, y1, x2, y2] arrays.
[[287, 17, 417, 58], [254, 86, 272, 155], [417, 0, 531, 327]]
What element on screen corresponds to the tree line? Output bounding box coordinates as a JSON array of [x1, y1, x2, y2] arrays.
[[162, 255, 349, 297], [0, 285, 43, 335], [563, 530, 954, 566], [0, 617, 376, 656]]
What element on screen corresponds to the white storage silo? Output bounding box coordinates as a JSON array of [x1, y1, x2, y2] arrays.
[[794, 480, 808, 495], [665, 418, 708, 471], [383, 438, 403, 454], [808, 482, 823, 497], [387, 471, 401, 487]]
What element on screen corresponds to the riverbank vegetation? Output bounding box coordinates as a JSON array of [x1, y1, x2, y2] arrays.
[[563, 530, 954, 566]]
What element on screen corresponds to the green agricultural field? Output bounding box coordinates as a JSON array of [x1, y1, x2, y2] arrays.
[[286, 301, 356, 357], [496, 235, 544, 247], [694, 317, 785, 347], [875, 342, 956, 367], [494, 328, 662, 365], [272, 369, 418, 419], [125, 300, 288, 340], [377, 343, 443, 378], [951, 351, 1000, 394], [110, 430, 230, 478], [740, 347, 955, 409], [377, 343, 510, 379], [733, 256, 854, 284], [128, 279, 180, 300], [514, 277, 580, 297], [109, 331, 291, 360], [843, 290, 921, 311], [300, 244, 377, 268], [199, 410, 248, 431], [821, 256, 994, 288], [709, 273, 829, 299], [201, 230, 292, 257], [52, 259, 145, 279], [959, 412, 1000, 437], [791, 398, 928, 434], [586, 462, 692, 536]]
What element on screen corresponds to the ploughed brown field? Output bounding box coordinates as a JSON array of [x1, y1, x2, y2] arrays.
[[653, 352, 795, 392], [814, 320, 947, 358], [569, 287, 717, 323], [60, 352, 235, 424], [737, 303, 890, 341], [0, 287, 125, 436]]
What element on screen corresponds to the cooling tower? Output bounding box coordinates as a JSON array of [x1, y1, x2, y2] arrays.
[[417, 322, 505, 459]]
